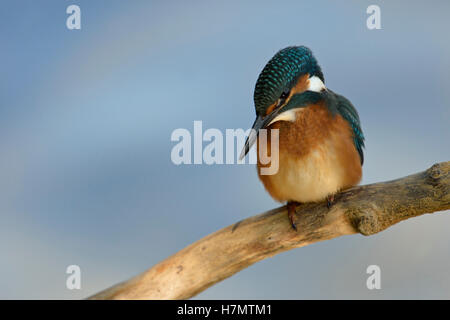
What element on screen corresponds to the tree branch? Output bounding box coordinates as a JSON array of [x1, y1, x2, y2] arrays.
[[89, 161, 450, 300]]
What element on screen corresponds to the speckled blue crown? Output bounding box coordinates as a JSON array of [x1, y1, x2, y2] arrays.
[[254, 46, 323, 114]]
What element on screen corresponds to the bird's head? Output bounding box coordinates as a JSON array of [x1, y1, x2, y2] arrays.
[[240, 46, 326, 159]]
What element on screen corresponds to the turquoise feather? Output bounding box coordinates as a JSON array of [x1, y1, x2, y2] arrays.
[[254, 46, 323, 115]]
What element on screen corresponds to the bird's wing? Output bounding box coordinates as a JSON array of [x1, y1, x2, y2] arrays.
[[330, 91, 365, 165]]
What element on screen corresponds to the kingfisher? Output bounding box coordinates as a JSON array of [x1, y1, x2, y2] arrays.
[[240, 46, 365, 230]]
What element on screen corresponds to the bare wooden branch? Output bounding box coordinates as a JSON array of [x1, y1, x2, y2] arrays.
[[89, 161, 450, 300]]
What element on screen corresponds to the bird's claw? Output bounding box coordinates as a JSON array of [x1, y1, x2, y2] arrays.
[[327, 194, 335, 209], [287, 202, 298, 231]]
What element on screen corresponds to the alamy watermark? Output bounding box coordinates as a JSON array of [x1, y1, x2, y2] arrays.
[[66, 265, 81, 290], [170, 121, 280, 175], [66, 5, 81, 30], [367, 5, 381, 30], [366, 265, 381, 290]]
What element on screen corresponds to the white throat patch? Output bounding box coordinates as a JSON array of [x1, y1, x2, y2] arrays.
[[307, 75, 326, 92], [268, 108, 303, 126]]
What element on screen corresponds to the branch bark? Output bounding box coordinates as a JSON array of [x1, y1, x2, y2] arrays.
[[89, 161, 450, 300]]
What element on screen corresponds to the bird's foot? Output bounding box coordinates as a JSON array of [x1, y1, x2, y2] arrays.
[[326, 194, 335, 209], [287, 201, 299, 231]]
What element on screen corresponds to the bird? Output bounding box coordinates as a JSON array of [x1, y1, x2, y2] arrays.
[[240, 46, 365, 230]]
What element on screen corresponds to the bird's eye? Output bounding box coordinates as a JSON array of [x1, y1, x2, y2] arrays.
[[280, 90, 290, 100], [277, 89, 290, 106]]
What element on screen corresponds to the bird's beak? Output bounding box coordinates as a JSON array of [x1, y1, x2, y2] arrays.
[[239, 106, 285, 160], [239, 115, 264, 160]]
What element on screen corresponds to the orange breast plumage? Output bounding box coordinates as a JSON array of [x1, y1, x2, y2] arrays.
[[257, 102, 362, 203]]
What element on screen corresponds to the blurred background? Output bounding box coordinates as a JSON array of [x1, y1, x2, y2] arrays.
[[1, 0, 449, 299]]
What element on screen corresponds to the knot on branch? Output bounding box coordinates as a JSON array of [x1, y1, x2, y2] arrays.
[[346, 205, 383, 236], [427, 162, 449, 184], [429, 163, 443, 179], [425, 163, 450, 204]]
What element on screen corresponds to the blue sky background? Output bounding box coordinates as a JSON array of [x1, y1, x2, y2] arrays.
[[1, 0, 449, 299]]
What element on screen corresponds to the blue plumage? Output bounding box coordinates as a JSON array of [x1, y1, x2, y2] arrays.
[[254, 46, 324, 115], [332, 91, 365, 164]]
